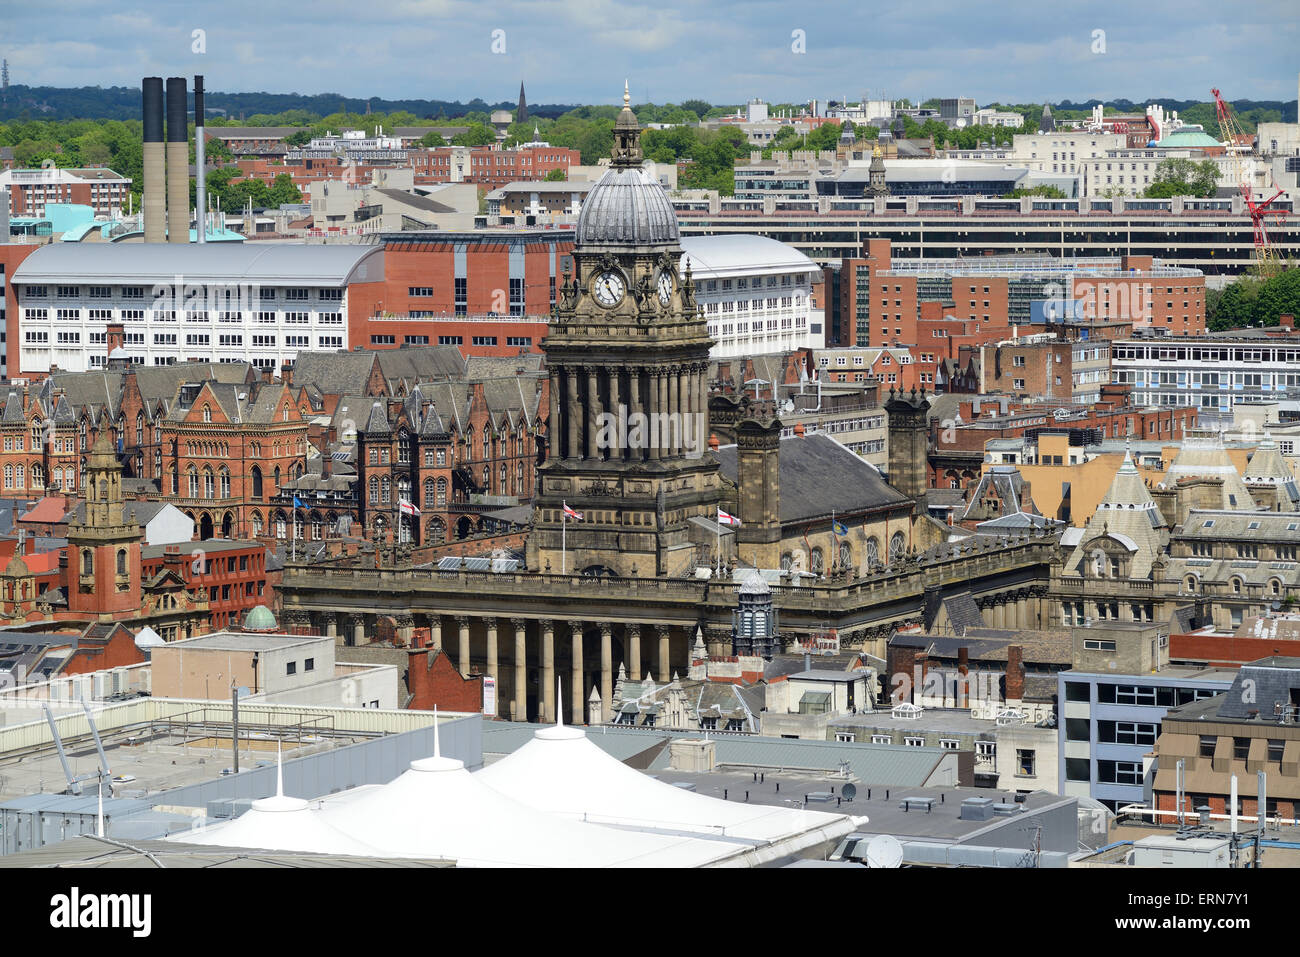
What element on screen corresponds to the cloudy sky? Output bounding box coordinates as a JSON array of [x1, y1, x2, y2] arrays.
[[3, 0, 1297, 107]]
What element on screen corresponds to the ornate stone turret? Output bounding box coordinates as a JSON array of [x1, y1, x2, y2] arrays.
[[65, 430, 142, 618], [885, 385, 930, 506], [733, 571, 778, 658], [868, 144, 889, 199]]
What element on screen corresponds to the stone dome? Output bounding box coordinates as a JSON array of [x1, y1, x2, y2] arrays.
[[574, 82, 679, 249], [575, 165, 680, 248], [739, 570, 770, 596], [242, 604, 278, 632]]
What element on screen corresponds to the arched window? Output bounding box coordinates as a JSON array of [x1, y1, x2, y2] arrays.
[[202, 404, 211, 423], [2, 465, 11, 490], [66, 467, 77, 492], [428, 517, 446, 543], [397, 477, 410, 502], [116, 549, 127, 575], [311, 513, 322, 540], [838, 541, 852, 569], [187, 468, 199, 498], [81, 549, 93, 576], [780, 552, 793, 572], [380, 476, 391, 504], [810, 547, 824, 575], [251, 466, 263, 498], [1231, 577, 1242, 594], [368, 475, 379, 504], [14, 465, 23, 489], [865, 537, 880, 568], [1271, 579, 1282, 596], [423, 477, 435, 504], [483, 430, 490, 460], [219, 467, 231, 499], [283, 406, 290, 423], [251, 511, 264, 536], [275, 512, 287, 539], [436, 477, 447, 508], [1185, 576, 1198, 593], [889, 531, 906, 564], [203, 468, 215, 499], [170, 468, 178, 495], [30, 421, 40, 449], [500, 464, 507, 490], [273, 466, 281, 489], [293, 513, 304, 539], [136, 413, 144, 446]]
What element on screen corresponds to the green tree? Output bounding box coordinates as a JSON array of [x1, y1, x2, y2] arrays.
[[680, 99, 711, 118], [266, 172, 302, 207], [418, 131, 447, 147], [543, 167, 567, 182], [1255, 268, 1300, 325], [450, 122, 496, 146], [1002, 185, 1068, 199]]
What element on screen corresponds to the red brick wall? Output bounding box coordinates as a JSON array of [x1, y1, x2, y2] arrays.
[[60, 627, 147, 676], [407, 646, 484, 712]]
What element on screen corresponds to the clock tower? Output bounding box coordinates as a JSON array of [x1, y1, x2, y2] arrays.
[[527, 84, 724, 578]]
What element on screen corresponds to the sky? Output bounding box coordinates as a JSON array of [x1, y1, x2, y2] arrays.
[[2, 0, 1297, 108]]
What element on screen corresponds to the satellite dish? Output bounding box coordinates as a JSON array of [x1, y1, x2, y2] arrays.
[[864, 834, 904, 869], [841, 783, 858, 802]]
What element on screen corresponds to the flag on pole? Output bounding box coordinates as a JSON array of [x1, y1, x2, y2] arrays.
[[293, 494, 304, 510], [563, 503, 584, 521], [717, 508, 742, 527], [399, 499, 421, 517], [833, 519, 849, 537]]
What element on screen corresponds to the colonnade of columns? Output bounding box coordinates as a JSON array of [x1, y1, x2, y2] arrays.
[[309, 610, 684, 725], [547, 362, 710, 463]]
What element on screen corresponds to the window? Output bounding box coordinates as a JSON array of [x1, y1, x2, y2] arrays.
[[904, 736, 925, 747], [939, 739, 959, 750], [1066, 758, 1090, 782], [1268, 739, 1284, 763], [976, 741, 996, 760], [1066, 718, 1090, 741], [1233, 738, 1250, 761], [305, 658, 315, 673], [286, 661, 297, 676], [408, 287, 433, 297], [835, 732, 854, 743], [870, 734, 891, 744], [1016, 749, 1036, 776]]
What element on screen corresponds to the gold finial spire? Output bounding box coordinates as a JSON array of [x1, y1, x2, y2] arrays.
[[623, 80, 630, 108]]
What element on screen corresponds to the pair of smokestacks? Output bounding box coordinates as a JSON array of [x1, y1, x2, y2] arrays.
[[142, 75, 207, 243]]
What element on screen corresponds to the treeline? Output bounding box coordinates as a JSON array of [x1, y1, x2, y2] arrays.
[[0, 84, 579, 123], [1207, 269, 1300, 331]]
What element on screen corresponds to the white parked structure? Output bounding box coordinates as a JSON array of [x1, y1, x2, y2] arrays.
[[680, 235, 822, 359], [10, 243, 384, 374]]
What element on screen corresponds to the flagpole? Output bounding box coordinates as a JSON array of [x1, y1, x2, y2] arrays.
[[561, 500, 567, 576], [292, 501, 297, 563]]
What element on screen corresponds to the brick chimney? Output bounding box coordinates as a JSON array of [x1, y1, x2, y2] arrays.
[[1280, 314, 1295, 332], [106, 322, 125, 357], [957, 646, 969, 708], [1006, 644, 1024, 701]]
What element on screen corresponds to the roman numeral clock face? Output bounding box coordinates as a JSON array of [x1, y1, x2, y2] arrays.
[[592, 270, 625, 307], [657, 270, 673, 306]]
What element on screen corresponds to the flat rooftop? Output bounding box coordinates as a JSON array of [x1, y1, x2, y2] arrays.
[[1062, 666, 1239, 683], [165, 632, 324, 652]]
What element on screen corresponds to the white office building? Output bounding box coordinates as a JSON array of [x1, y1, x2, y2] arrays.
[[10, 243, 383, 375], [680, 235, 822, 359], [1112, 336, 1300, 425]]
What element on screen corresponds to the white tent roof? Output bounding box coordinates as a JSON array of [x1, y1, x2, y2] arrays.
[[315, 747, 753, 868], [177, 750, 386, 857], [476, 723, 859, 862]]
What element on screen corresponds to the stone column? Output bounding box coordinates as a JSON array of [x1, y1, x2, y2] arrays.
[[629, 367, 644, 463], [566, 368, 581, 461], [541, 618, 555, 723], [456, 615, 471, 678], [429, 615, 442, 653], [656, 624, 671, 681], [656, 369, 669, 458], [585, 368, 600, 460], [548, 368, 561, 464], [395, 613, 415, 646], [647, 369, 661, 462], [512, 618, 527, 722], [627, 624, 642, 681], [570, 622, 584, 724], [347, 614, 366, 647], [599, 622, 613, 720], [607, 369, 621, 463], [485, 617, 499, 713], [324, 615, 338, 640]]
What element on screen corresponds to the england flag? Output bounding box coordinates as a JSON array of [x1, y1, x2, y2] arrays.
[[717, 508, 742, 527]]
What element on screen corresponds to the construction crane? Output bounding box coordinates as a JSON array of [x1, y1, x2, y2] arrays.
[[1213, 87, 1289, 277]]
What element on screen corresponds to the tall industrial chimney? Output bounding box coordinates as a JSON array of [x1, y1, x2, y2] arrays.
[[165, 76, 189, 243], [142, 77, 166, 243], [194, 76, 207, 243]]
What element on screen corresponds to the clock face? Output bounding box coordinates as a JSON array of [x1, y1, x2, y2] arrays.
[[656, 271, 673, 306], [592, 270, 626, 307]]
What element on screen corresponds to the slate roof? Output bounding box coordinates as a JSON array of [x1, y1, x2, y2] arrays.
[[1064, 451, 1167, 580], [714, 432, 911, 524], [1160, 435, 1257, 511], [891, 628, 1073, 666]]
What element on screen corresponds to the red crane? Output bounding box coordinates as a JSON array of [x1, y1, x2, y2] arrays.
[[1213, 87, 1288, 276]]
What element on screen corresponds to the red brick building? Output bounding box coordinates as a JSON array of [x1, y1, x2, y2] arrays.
[[142, 540, 269, 632], [0, 167, 132, 218]]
